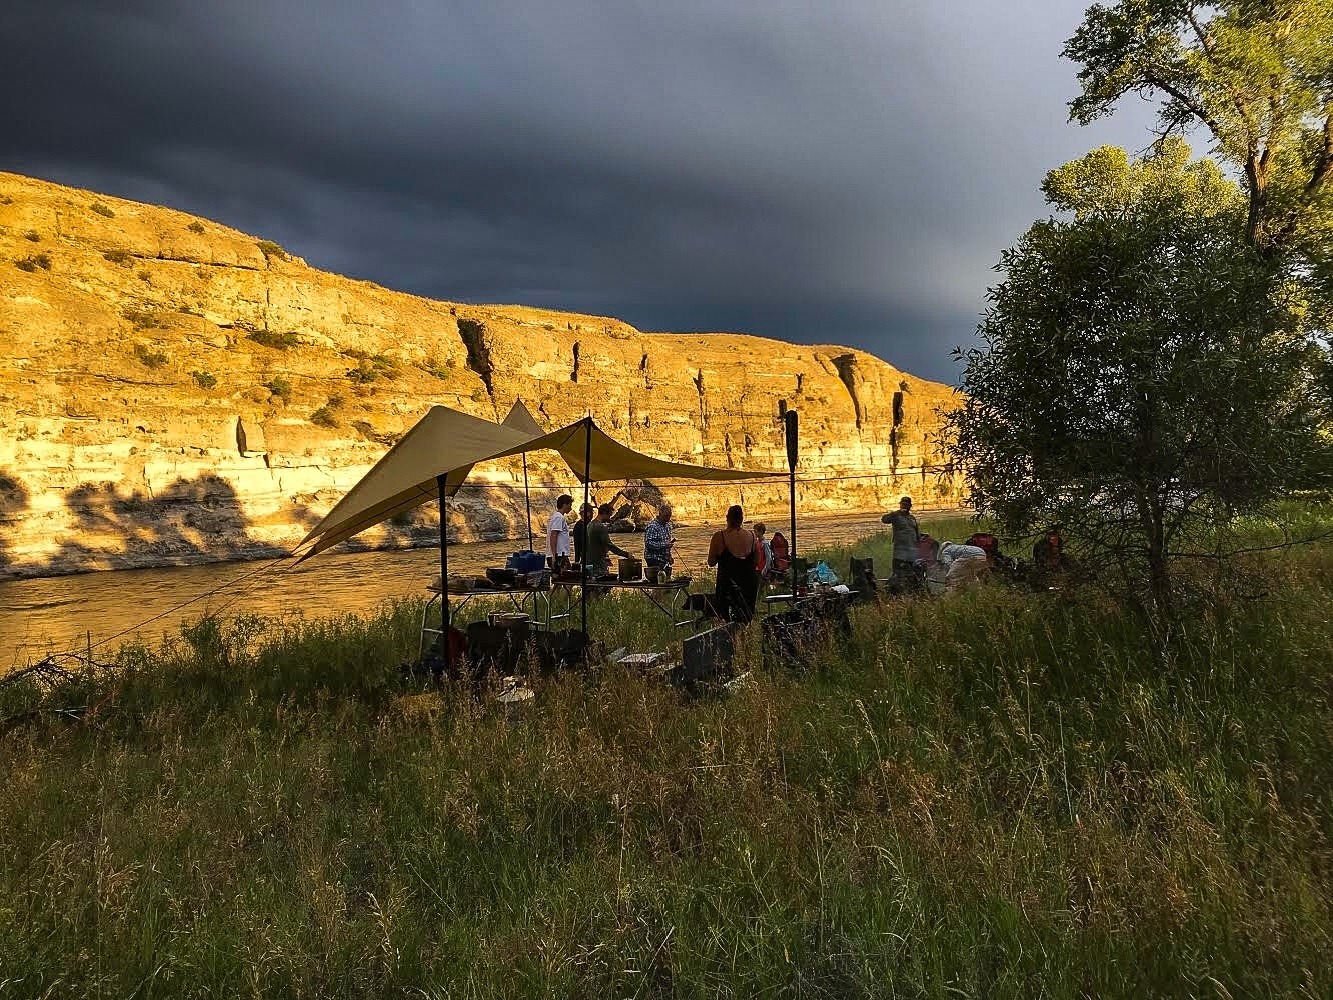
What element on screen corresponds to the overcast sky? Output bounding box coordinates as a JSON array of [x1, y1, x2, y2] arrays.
[[2, 1, 1156, 382]]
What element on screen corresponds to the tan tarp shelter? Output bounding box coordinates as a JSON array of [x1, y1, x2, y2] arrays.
[[295, 402, 782, 560]]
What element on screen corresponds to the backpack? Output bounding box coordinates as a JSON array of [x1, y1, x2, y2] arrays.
[[966, 532, 1000, 563], [770, 531, 792, 572]]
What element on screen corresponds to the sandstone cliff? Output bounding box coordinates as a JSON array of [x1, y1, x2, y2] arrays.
[[0, 171, 959, 578]]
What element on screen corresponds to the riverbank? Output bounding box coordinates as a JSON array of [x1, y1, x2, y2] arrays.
[[1, 509, 967, 667], [1, 525, 1330, 996]]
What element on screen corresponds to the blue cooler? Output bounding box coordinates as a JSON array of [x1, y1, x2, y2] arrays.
[[506, 550, 546, 573]]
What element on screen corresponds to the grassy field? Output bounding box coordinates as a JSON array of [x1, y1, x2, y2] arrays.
[[1, 518, 1330, 998]]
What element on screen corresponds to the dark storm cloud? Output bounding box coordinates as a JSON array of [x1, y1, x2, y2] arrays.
[[1, 1, 1153, 381]]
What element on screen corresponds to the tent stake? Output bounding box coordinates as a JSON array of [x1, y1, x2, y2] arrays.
[[437, 473, 451, 675]]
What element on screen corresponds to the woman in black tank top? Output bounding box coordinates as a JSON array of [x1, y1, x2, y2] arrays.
[[707, 505, 759, 623]]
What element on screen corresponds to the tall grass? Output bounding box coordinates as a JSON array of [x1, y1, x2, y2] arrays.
[[0, 532, 1329, 997]]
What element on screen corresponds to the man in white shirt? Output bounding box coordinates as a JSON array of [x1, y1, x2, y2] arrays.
[[547, 494, 574, 571]]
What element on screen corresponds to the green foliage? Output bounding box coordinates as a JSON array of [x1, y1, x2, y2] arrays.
[[22, 230, 39, 242], [247, 330, 301, 350], [136, 268, 151, 283], [419, 353, 456, 379], [1064, 1, 1333, 300], [102, 249, 132, 265], [186, 220, 206, 235], [190, 370, 217, 389], [344, 352, 400, 384], [256, 239, 287, 261], [265, 376, 292, 402], [13, 254, 50, 272], [89, 201, 115, 218], [1043, 138, 1243, 221], [1, 527, 1332, 996], [946, 143, 1330, 630], [133, 343, 168, 369], [326, 393, 345, 410], [123, 306, 165, 329], [310, 405, 339, 428]]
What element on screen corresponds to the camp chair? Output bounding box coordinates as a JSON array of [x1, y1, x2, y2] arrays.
[[849, 557, 878, 600]]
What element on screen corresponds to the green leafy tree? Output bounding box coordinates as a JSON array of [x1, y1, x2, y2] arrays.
[[1066, 0, 1333, 291], [947, 145, 1328, 640]]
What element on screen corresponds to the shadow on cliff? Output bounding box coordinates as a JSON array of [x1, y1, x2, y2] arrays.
[[337, 483, 544, 553], [0, 472, 30, 575], [9, 474, 323, 578]]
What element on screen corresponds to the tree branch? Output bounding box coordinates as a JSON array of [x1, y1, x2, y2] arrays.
[[1307, 113, 1333, 194]]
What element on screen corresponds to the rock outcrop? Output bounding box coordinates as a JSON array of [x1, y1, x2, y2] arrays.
[[0, 171, 960, 578]]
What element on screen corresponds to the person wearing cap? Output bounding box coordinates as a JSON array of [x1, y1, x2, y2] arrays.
[[881, 495, 920, 579]]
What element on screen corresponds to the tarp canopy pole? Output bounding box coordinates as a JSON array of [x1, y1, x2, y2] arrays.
[[785, 410, 799, 599], [436, 473, 451, 674], [580, 416, 592, 647], [522, 454, 533, 551]]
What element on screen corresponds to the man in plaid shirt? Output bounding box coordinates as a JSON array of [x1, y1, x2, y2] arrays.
[[643, 503, 676, 568]]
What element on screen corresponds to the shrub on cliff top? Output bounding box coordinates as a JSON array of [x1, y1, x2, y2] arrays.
[[23, 230, 40, 242], [187, 221, 206, 235], [190, 370, 217, 389], [89, 201, 115, 218], [256, 239, 287, 261], [103, 249, 133, 266]]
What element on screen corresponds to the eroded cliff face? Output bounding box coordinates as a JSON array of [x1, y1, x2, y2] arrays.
[[0, 171, 960, 578]]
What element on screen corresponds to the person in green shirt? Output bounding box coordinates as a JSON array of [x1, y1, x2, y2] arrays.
[[585, 503, 632, 576]]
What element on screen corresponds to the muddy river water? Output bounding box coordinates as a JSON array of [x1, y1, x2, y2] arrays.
[[0, 511, 917, 665]]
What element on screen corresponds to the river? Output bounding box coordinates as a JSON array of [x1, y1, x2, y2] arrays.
[[1, 511, 912, 666]]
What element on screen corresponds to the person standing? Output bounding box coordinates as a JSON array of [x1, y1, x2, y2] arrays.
[[881, 495, 920, 578], [572, 502, 594, 565], [643, 503, 676, 569], [707, 504, 759, 623], [547, 494, 574, 571], [752, 522, 774, 581], [586, 503, 633, 575]]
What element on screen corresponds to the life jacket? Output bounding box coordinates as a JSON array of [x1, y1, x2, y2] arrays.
[[754, 533, 768, 575], [770, 531, 791, 572], [966, 533, 1000, 563]]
